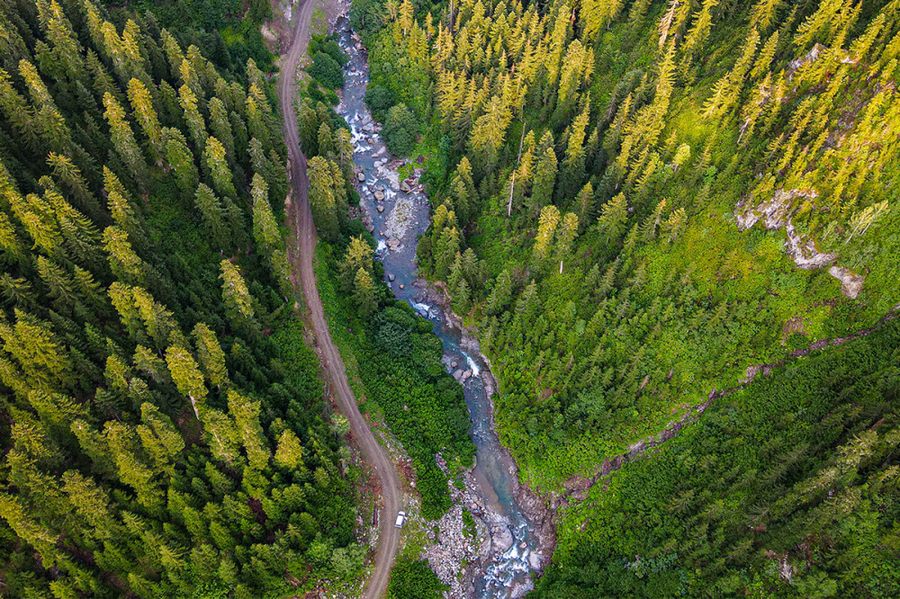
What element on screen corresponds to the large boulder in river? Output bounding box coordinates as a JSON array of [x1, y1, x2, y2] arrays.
[[357, 171, 366, 182], [491, 523, 514, 553], [400, 180, 411, 193], [374, 190, 385, 201]]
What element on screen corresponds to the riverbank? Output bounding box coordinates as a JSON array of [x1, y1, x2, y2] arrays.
[[332, 12, 554, 597], [415, 280, 557, 565]]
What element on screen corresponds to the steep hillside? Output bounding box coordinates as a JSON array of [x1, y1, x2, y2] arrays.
[[358, 0, 899, 489], [0, 1, 365, 596], [537, 317, 898, 597], [353, 0, 899, 595]]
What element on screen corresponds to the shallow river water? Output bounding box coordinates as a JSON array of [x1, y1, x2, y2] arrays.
[[333, 16, 541, 598]]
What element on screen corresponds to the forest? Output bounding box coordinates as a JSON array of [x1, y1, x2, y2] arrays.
[[536, 318, 898, 597], [0, 0, 369, 596], [351, 0, 899, 595], [355, 0, 899, 486], [0, 0, 897, 597]]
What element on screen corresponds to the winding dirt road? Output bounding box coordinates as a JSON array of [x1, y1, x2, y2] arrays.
[[277, 2, 401, 597]]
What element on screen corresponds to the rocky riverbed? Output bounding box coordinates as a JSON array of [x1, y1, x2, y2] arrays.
[[332, 12, 554, 598]]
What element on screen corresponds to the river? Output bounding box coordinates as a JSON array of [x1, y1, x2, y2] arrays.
[[332, 15, 546, 598]]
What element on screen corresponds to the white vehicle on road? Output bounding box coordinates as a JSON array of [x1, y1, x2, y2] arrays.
[[394, 511, 407, 528]]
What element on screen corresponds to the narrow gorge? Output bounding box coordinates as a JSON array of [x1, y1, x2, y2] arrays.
[[332, 13, 552, 597]]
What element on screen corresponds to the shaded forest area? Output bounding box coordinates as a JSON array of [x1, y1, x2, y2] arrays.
[[99, 0, 275, 76], [536, 318, 898, 597]]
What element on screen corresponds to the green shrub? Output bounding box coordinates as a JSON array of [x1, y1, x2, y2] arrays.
[[365, 84, 397, 121], [309, 51, 344, 89], [383, 103, 418, 156], [388, 557, 446, 599], [350, 0, 389, 40]]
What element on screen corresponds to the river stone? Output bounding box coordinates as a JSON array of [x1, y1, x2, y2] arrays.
[[400, 180, 411, 193], [376, 205, 384, 213], [374, 190, 385, 201], [450, 360, 458, 369], [399, 284, 405, 290], [452, 369, 463, 382], [387, 238, 401, 250], [357, 171, 365, 182], [491, 523, 514, 553], [529, 552, 543, 571], [387, 273, 395, 282]]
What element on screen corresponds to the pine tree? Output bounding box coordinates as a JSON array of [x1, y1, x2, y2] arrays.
[[165, 344, 207, 419], [104, 420, 162, 510], [307, 156, 342, 240], [162, 127, 199, 196], [533, 205, 560, 263], [596, 192, 629, 247], [682, 0, 720, 62], [433, 225, 461, 280], [136, 402, 185, 473], [202, 408, 241, 466], [0, 492, 62, 567], [0, 309, 71, 392], [468, 95, 511, 173], [194, 183, 230, 250], [103, 92, 148, 187], [37, 0, 86, 84], [274, 429, 304, 470], [102, 225, 148, 284], [555, 212, 579, 272], [485, 269, 513, 316], [103, 166, 145, 243], [341, 236, 374, 284], [60, 470, 116, 542], [531, 135, 558, 215], [127, 78, 163, 159], [178, 84, 207, 153], [46, 153, 103, 221], [131, 286, 182, 349], [204, 136, 236, 199], [19, 59, 72, 152], [575, 181, 595, 226], [227, 390, 269, 471], [219, 259, 255, 326], [192, 322, 228, 389], [561, 100, 591, 197], [251, 173, 280, 255], [661, 206, 687, 243], [208, 97, 235, 159], [352, 268, 377, 317], [0, 68, 42, 152]]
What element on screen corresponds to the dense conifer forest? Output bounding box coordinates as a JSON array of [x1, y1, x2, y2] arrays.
[[352, 0, 899, 595], [1, 0, 897, 596], [357, 0, 899, 488], [0, 1, 368, 596]]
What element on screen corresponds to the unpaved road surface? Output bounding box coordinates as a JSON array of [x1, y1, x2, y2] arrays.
[[277, 2, 401, 597]]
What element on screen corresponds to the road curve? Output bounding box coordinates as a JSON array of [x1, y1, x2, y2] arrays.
[[277, 3, 402, 598]]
